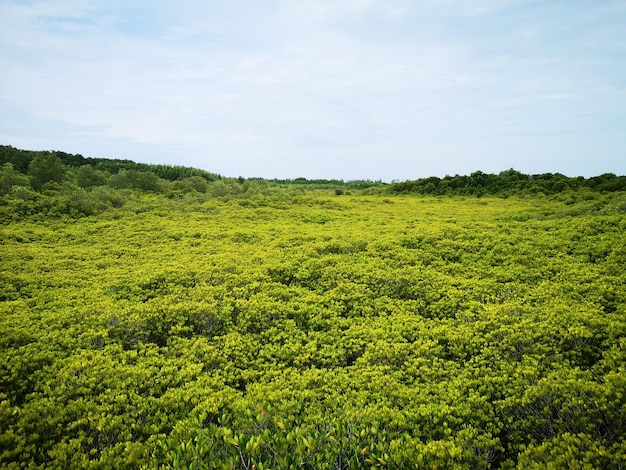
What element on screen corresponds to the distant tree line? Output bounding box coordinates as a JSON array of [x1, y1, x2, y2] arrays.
[[268, 177, 384, 190], [0, 146, 221, 184], [389, 169, 626, 196], [1, 146, 384, 220], [2, 146, 625, 204], [0, 146, 384, 192], [0, 146, 227, 220]]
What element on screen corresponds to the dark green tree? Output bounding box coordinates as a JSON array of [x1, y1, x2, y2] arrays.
[[28, 153, 65, 191], [109, 169, 163, 191], [76, 165, 108, 188], [0, 163, 30, 195], [172, 176, 209, 193]]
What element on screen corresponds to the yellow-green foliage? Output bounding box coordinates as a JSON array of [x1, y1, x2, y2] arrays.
[[1, 191, 625, 468]]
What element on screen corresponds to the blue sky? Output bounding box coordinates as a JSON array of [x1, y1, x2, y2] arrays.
[[1, 0, 625, 180]]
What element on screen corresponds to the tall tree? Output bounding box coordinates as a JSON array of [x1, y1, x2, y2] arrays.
[[0, 162, 30, 194], [28, 153, 65, 190]]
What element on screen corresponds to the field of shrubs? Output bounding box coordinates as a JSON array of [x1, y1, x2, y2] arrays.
[[1, 147, 626, 468]]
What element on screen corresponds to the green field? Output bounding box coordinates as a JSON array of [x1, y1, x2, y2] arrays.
[[1, 149, 626, 468]]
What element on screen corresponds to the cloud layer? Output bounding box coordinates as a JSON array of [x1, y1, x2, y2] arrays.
[[1, 0, 625, 179]]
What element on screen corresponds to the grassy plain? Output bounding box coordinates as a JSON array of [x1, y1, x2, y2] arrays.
[[1, 190, 626, 468]]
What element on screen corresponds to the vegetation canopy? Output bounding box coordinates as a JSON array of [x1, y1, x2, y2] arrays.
[[1, 146, 626, 468]]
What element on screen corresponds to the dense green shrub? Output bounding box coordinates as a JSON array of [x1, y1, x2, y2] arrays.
[[2, 191, 625, 467]]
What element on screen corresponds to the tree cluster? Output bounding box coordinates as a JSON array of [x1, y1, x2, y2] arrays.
[[0, 146, 220, 183], [390, 169, 626, 196]]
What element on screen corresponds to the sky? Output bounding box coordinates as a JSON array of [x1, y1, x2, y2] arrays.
[[1, 1, 625, 181]]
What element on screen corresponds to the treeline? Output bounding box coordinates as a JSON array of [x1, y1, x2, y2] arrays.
[[0, 146, 239, 221], [268, 177, 385, 191], [1, 146, 385, 222], [0, 145, 221, 183], [0, 146, 382, 197], [3, 146, 626, 221], [390, 169, 626, 196]]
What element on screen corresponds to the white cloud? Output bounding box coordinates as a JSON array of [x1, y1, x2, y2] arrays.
[[413, 0, 533, 16], [1, 0, 625, 179]]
